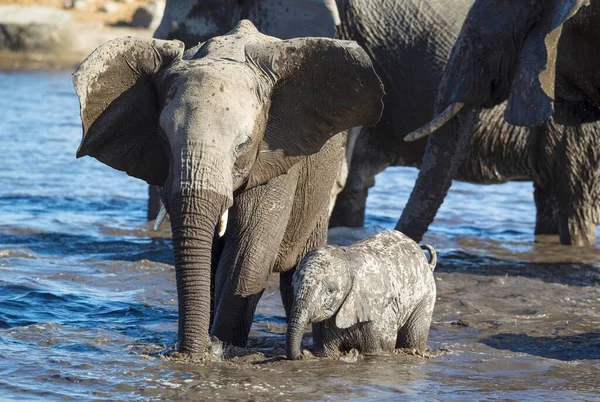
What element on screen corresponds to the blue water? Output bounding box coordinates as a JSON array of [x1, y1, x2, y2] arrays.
[[0, 71, 598, 400]]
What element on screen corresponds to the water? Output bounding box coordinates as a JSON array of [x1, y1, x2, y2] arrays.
[[0, 71, 598, 401]]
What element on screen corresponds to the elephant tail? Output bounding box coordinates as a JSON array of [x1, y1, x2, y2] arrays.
[[420, 245, 437, 271]]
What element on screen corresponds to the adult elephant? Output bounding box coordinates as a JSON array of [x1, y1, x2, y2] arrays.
[[329, 0, 475, 229], [399, 0, 599, 246], [73, 22, 384, 354], [148, 0, 341, 220]]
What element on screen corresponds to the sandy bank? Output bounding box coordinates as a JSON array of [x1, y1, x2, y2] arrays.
[[0, 0, 156, 70]]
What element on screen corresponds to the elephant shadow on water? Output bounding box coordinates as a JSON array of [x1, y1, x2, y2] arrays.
[[481, 332, 600, 361]]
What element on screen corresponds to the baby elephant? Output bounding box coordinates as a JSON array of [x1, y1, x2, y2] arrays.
[[286, 230, 436, 359]]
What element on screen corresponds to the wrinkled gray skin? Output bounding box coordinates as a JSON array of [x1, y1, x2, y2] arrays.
[[286, 230, 437, 360], [395, 0, 600, 246], [330, 0, 473, 231], [148, 0, 342, 220], [150, 0, 600, 248], [154, 0, 340, 48], [330, 0, 600, 247], [73, 21, 384, 355]]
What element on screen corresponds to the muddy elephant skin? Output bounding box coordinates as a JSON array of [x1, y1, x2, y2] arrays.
[[286, 230, 437, 359]]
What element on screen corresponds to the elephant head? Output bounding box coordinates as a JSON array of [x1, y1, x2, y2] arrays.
[[397, 0, 590, 241], [286, 247, 393, 359], [74, 21, 384, 355], [154, 0, 340, 47]]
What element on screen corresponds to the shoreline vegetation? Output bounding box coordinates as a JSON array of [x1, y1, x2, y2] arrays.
[[0, 0, 159, 70]]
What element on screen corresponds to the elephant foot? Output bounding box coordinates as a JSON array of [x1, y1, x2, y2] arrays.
[[288, 349, 316, 360], [559, 217, 597, 247], [161, 336, 224, 363], [534, 234, 560, 244], [394, 347, 436, 359], [211, 291, 264, 347], [338, 348, 360, 363]]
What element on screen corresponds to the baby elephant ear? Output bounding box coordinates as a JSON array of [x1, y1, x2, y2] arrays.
[[244, 37, 384, 187], [335, 264, 393, 329], [73, 37, 184, 184]]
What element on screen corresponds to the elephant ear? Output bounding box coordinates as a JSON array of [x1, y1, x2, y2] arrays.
[[244, 37, 384, 188], [248, 0, 340, 39], [73, 37, 184, 185], [505, 0, 589, 127], [335, 259, 394, 329]]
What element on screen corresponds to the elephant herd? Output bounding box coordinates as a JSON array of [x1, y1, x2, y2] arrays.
[[74, 0, 599, 356]]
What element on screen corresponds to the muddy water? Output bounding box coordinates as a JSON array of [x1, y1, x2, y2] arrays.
[[0, 71, 598, 401]]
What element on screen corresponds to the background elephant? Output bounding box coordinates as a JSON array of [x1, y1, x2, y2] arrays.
[[329, 0, 475, 227], [154, 0, 600, 248], [73, 22, 383, 354], [398, 0, 600, 246], [330, 0, 599, 247], [330, 0, 529, 229], [286, 230, 437, 359], [148, 0, 342, 220], [154, 0, 339, 47]]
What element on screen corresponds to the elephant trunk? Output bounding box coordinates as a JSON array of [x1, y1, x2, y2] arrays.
[[396, 106, 480, 241], [169, 190, 228, 355], [286, 293, 312, 360]]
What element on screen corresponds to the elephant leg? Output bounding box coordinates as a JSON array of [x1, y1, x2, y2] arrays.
[[533, 183, 559, 237], [396, 297, 434, 351], [277, 135, 346, 314], [209, 234, 226, 325], [312, 322, 341, 358], [147, 185, 162, 221], [280, 206, 330, 319], [211, 171, 299, 346], [555, 123, 600, 247], [557, 190, 598, 247], [279, 270, 295, 319], [329, 128, 388, 228], [329, 185, 370, 228], [327, 128, 357, 217]]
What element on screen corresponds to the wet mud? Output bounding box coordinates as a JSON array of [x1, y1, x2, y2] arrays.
[[0, 71, 598, 400]]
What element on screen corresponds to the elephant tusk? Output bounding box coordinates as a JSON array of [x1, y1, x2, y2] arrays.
[[218, 209, 228, 237], [404, 102, 465, 142], [153, 205, 168, 231]]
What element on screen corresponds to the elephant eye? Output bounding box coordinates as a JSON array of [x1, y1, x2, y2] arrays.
[[327, 286, 335, 294], [235, 136, 251, 154]]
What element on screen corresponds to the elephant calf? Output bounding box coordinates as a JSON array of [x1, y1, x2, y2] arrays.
[[286, 230, 437, 359]]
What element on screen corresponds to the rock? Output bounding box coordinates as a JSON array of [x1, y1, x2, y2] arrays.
[[0, 6, 74, 52], [64, 0, 87, 10], [73, 0, 88, 10], [100, 2, 119, 13], [130, 0, 165, 30]]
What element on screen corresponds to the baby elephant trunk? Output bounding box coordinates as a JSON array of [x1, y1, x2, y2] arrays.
[[286, 296, 312, 360], [420, 244, 437, 271]]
